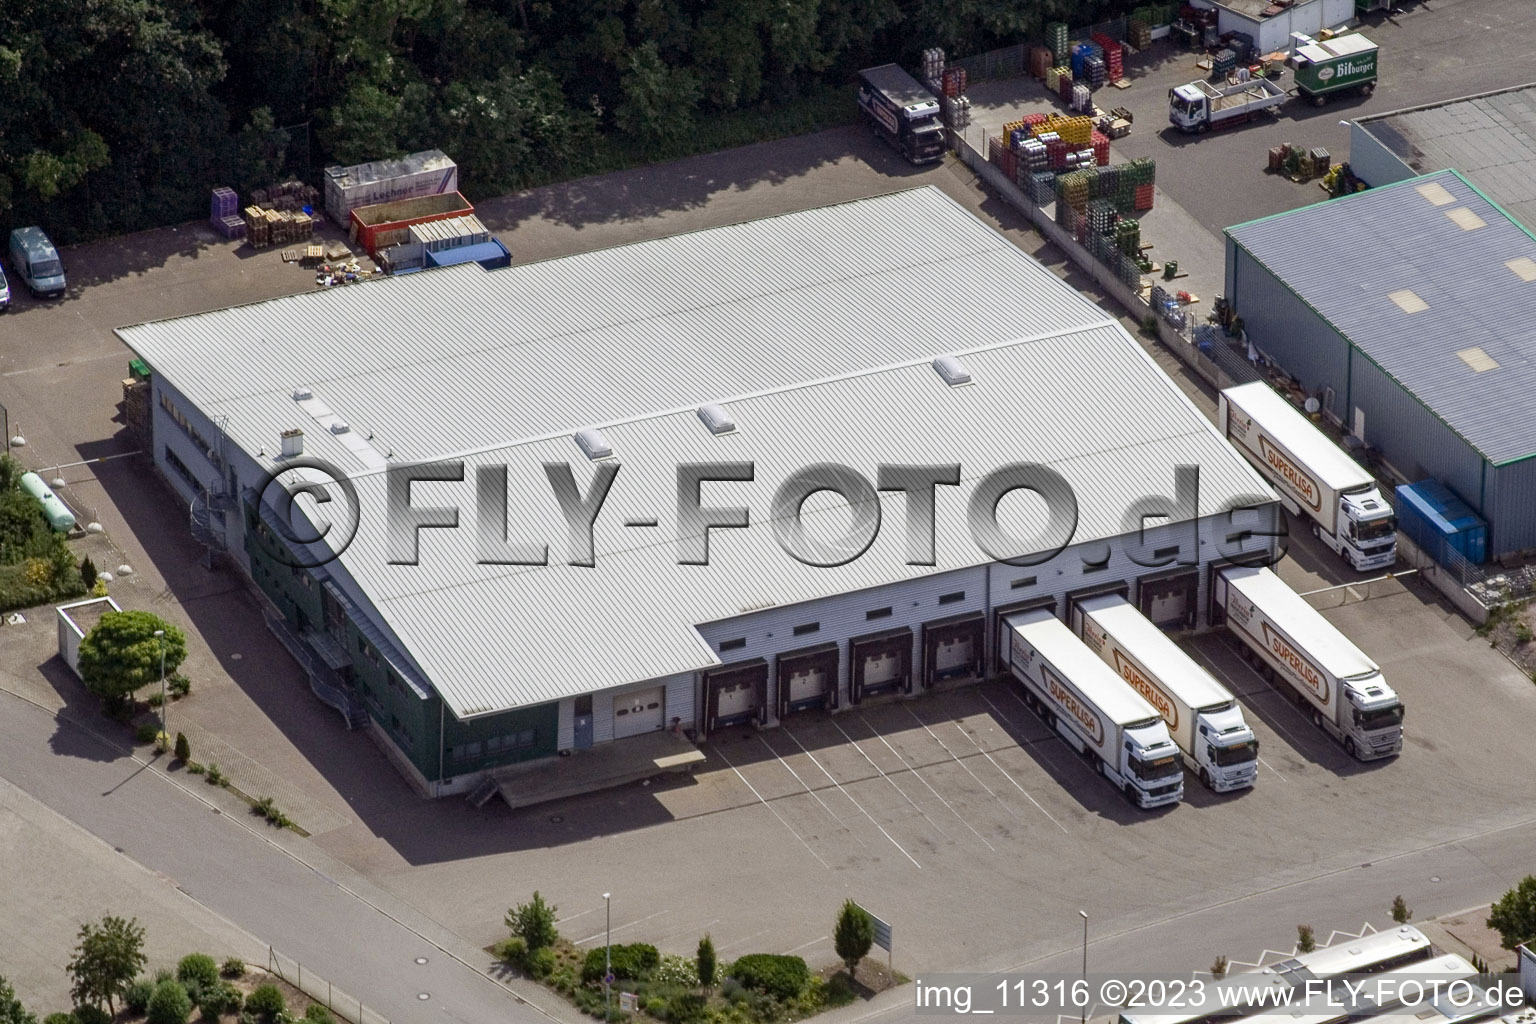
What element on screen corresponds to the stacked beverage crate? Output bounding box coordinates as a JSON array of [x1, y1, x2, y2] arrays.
[[209, 187, 244, 239]]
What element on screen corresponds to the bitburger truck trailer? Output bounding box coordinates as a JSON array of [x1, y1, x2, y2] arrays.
[[1218, 382, 1397, 572], [1215, 565, 1403, 761], [857, 64, 946, 165], [1001, 609, 1185, 809], [1072, 594, 1259, 793]]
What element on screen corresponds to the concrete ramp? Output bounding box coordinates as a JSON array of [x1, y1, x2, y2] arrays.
[[490, 731, 704, 811]]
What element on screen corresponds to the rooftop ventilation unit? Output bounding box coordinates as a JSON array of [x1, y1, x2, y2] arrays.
[[281, 428, 304, 458], [932, 354, 973, 386], [292, 386, 314, 401], [697, 403, 736, 435], [329, 421, 351, 435], [574, 428, 612, 460]]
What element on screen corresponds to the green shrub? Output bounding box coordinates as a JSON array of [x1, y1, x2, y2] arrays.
[[667, 992, 707, 1023], [243, 984, 284, 1022], [147, 979, 193, 1024], [527, 946, 557, 980], [219, 958, 244, 979], [505, 892, 559, 952], [136, 723, 160, 744], [168, 673, 191, 698], [198, 980, 242, 1020], [205, 765, 226, 787], [581, 943, 659, 983], [126, 976, 156, 1013], [728, 954, 809, 1000], [303, 1004, 334, 1023], [80, 557, 97, 589], [492, 936, 527, 968], [147, 692, 165, 708], [174, 732, 191, 763], [187, 762, 205, 774], [654, 952, 699, 987], [44, 1014, 77, 1024], [154, 968, 175, 985], [645, 995, 667, 1017], [251, 797, 293, 829], [720, 978, 746, 1003], [178, 953, 219, 992], [73, 1007, 112, 1024]]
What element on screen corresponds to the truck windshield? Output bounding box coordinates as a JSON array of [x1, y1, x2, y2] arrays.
[[1358, 704, 1403, 731], [32, 259, 63, 278], [1171, 96, 1196, 118], [1355, 516, 1397, 542], [1214, 740, 1258, 765], [913, 114, 942, 131], [1130, 752, 1183, 781]]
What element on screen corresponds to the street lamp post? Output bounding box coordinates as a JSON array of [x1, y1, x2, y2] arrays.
[[1080, 911, 1089, 1024], [604, 893, 612, 1020], [154, 629, 166, 748]]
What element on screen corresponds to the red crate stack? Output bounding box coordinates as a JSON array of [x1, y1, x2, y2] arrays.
[[1091, 33, 1125, 83], [1002, 150, 1018, 181], [1091, 129, 1110, 166], [941, 67, 967, 97], [989, 136, 1005, 165], [1057, 74, 1074, 102], [1134, 184, 1155, 211], [1023, 112, 1049, 132]]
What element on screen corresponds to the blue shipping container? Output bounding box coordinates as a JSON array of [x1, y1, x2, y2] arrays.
[[1395, 480, 1488, 566]]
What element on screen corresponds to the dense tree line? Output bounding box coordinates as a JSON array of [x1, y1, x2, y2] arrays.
[[0, 0, 1133, 243]]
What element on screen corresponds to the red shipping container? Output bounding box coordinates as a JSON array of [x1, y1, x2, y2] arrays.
[[1091, 130, 1110, 166], [349, 191, 474, 254]]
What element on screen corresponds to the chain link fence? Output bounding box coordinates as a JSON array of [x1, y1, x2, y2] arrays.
[[268, 947, 392, 1024], [946, 17, 1131, 84]]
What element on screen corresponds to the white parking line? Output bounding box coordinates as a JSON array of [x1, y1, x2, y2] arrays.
[[900, 703, 1025, 824], [717, 928, 773, 954], [575, 909, 670, 946], [826, 717, 953, 843], [779, 726, 922, 869], [854, 713, 996, 852], [785, 935, 830, 955], [990, 684, 1073, 777], [963, 697, 1070, 834], [1190, 640, 1315, 774], [711, 743, 830, 870], [755, 735, 866, 847]]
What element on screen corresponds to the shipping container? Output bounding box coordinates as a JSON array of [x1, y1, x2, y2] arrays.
[[1395, 480, 1487, 566], [408, 213, 491, 253], [324, 150, 459, 226], [349, 192, 474, 255]]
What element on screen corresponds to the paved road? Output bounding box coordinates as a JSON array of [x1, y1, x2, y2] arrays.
[[0, 692, 558, 1024]]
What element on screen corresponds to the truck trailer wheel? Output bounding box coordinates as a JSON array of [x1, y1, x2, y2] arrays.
[[1361, 83, 1375, 97], [1312, 708, 1324, 729], [1345, 738, 1358, 758], [1200, 767, 1213, 790], [1313, 94, 1327, 108]]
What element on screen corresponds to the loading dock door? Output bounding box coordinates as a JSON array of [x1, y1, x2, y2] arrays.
[[704, 661, 768, 733], [1138, 569, 1199, 630], [777, 644, 839, 718], [922, 613, 984, 687], [850, 628, 912, 703], [613, 686, 664, 739]]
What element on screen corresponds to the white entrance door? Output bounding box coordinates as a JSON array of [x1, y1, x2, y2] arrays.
[[863, 652, 901, 688], [787, 667, 826, 704], [1353, 406, 1366, 442], [716, 681, 758, 719], [934, 636, 974, 675], [613, 687, 664, 739]]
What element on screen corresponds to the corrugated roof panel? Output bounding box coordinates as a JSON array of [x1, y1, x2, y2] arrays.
[[1227, 170, 1536, 464]]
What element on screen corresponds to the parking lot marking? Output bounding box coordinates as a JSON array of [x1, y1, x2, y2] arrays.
[[826, 717, 954, 844], [779, 726, 922, 869], [900, 704, 1025, 826], [1200, 636, 1343, 767], [853, 714, 996, 852], [984, 685, 1074, 778], [717, 928, 773, 954], [574, 909, 670, 946], [556, 907, 599, 925], [785, 935, 831, 955], [948, 711, 1069, 835], [711, 744, 830, 870], [755, 735, 866, 847]]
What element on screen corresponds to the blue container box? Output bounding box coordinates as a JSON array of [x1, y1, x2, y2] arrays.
[[1396, 480, 1488, 566]]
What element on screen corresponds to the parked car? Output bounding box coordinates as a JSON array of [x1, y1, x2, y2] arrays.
[[9, 226, 66, 299], [0, 261, 9, 310]]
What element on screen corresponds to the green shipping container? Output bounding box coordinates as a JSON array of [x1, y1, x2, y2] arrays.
[[1294, 34, 1379, 98]]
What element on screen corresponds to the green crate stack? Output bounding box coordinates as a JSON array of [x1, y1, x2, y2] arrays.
[[1114, 218, 1141, 258], [1047, 22, 1070, 65], [1055, 169, 1094, 211]]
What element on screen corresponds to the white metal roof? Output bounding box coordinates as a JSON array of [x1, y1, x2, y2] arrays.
[[1076, 594, 1236, 711], [122, 187, 1275, 719], [1222, 382, 1375, 492], [1004, 610, 1164, 728], [1219, 566, 1380, 682]]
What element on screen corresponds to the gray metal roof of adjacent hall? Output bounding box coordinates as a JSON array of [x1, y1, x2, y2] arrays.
[[1355, 83, 1536, 231], [120, 186, 1275, 719], [1226, 170, 1536, 466]]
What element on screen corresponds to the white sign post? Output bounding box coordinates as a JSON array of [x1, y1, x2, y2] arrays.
[[858, 904, 893, 974]]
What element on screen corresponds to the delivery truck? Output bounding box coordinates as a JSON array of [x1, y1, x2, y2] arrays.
[[1215, 565, 1403, 760], [1073, 594, 1259, 792], [1169, 33, 1378, 130], [1168, 77, 1288, 133], [1001, 609, 1185, 808], [1218, 382, 1397, 572], [857, 64, 946, 165], [1293, 34, 1379, 105]]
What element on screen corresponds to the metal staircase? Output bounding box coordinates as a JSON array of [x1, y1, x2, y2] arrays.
[[258, 599, 370, 730], [466, 775, 502, 808]]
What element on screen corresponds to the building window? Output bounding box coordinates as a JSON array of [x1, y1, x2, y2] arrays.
[[938, 591, 965, 605], [1010, 576, 1037, 590], [160, 391, 218, 464], [866, 607, 892, 621], [792, 622, 819, 636], [718, 637, 746, 652], [357, 637, 381, 666], [163, 446, 196, 488]]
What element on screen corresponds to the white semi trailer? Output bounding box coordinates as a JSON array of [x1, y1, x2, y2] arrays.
[[1073, 594, 1259, 792], [1218, 382, 1396, 572], [1216, 565, 1403, 760], [1001, 609, 1185, 809]]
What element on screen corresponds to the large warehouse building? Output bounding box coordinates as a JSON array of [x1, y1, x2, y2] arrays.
[[122, 187, 1278, 797], [1348, 83, 1536, 229], [1224, 169, 1536, 560]]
